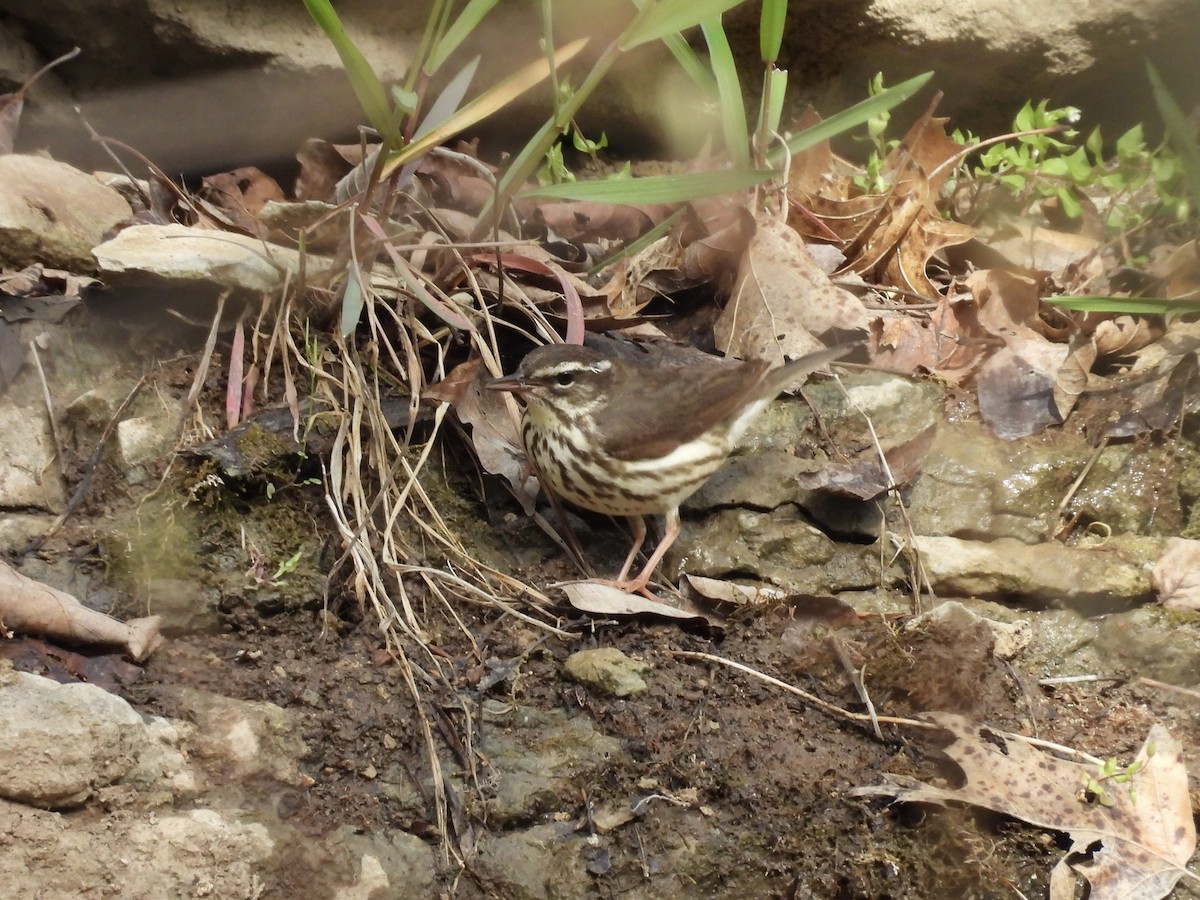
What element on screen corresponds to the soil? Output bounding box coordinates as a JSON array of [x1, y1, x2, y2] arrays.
[[116, 507, 1196, 899]]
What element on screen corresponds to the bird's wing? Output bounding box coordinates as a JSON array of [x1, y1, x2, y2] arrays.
[[596, 360, 770, 461]]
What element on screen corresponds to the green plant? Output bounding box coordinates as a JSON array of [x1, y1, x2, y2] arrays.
[[1080, 750, 1149, 808], [958, 99, 1191, 231]]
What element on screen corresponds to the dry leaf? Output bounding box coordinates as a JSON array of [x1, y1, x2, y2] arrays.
[[717, 217, 868, 365], [0, 560, 162, 661], [976, 342, 1068, 440], [796, 423, 936, 499], [1151, 537, 1200, 611], [557, 581, 711, 623], [857, 714, 1196, 900], [434, 358, 538, 514]]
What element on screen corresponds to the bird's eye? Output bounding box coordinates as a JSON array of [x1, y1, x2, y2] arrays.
[[555, 372, 575, 387]]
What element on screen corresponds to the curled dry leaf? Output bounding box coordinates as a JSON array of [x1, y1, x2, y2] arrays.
[[0, 560, 162, 661], [868, 295, 989, 382], [716, 217, 869, 365], [796, 423, 936, 499], [431, 358, 539, 514], [1090, 315, 1154, 357]]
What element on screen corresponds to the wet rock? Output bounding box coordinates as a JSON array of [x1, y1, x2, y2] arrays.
[[172, 687, 309, 785], [479, 702, 625, 826], [1095, 607, 1200, 685], [672, 504, 881, 594], [1019, 608, 1104, 678], [906, 600, 1032, 660], [564, 647, 649, 698], [914, 534, 1156, 612], [0, 664, 194, 808], [0, 397, 66, 514], [326, 827, 438, 899], [0, 154, 132, 270], [904, 422, 1183, 543]]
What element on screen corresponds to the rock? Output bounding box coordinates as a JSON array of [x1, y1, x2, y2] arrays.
[[564, 647, 650, 698], [0, 665, 194, 808], [1094, 607, 1200, 685], [479, 702, 625, 826], [0, 799, 274, 900], [472, 822, 593, 900], [172, 687, 309, 785], [0, 155, 131, 270], [672, 504, 882, 594], [92, 223, 310, 302], [0, 397, 66, 513], [8, 0, 1195, 175], [905, 600, 1032, 660], [327, 827, 439, 900], [913, 534, 1157, 612]]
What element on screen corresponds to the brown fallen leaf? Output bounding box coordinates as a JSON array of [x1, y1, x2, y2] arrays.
[[856, 713, 1196, 900], [200, 167, 287, 235], [557, 581, 711, 624], [431, 358, 538, 514], [717, 216, 869, 365], [796, 423, 937, 499], [0, 560, 162, 661], [1151, 537, 1200, 611], [976, 342, 1068, 440]]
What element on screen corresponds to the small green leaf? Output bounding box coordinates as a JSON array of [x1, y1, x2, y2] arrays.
[[425, 0, 499, 74], [1149, 62, 1200, 220], [776, 71, 933, 159], [340, 264, 366, 337], [303, 0, 400, 147], [660, 32, 719, 93], [520, 168, 775, 204]]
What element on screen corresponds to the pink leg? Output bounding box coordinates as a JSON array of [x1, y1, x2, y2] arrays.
[[607, 508, 681, 598], [616, 516, 647, 582]]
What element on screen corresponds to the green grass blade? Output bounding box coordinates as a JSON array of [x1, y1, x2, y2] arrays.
[[759, 0, 787, 63], [621, 0, 750, 50], [520, 168, 774, 203], [774, 71, 933, 160], [660, 32, 718, 93], [701, 18, 750, 168], [756, 66, 787, 144], [426, 0, 500, 74], [381, 38, 589, 178], [302, 0, 400, 147], [587, 208, 685, 276], [1148, 62, 1200, 219]]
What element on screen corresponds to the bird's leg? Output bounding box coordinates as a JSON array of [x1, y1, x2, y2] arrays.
[[606, 508, 681, 598], [615, 515, 647, 582]]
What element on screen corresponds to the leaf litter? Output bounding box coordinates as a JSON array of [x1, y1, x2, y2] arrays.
[[855, 714, 1197, 900]]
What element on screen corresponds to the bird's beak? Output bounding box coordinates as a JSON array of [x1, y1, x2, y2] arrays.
[[486, 372, 532, 394]]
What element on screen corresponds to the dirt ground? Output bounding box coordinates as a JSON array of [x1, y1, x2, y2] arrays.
[[118, 509, 1198, 899]]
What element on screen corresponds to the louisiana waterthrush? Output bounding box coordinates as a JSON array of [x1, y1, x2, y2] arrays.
[[488, 338, 851, 596]]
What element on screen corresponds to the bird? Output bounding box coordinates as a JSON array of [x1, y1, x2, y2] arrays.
[[487, 336, 852, 597]]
